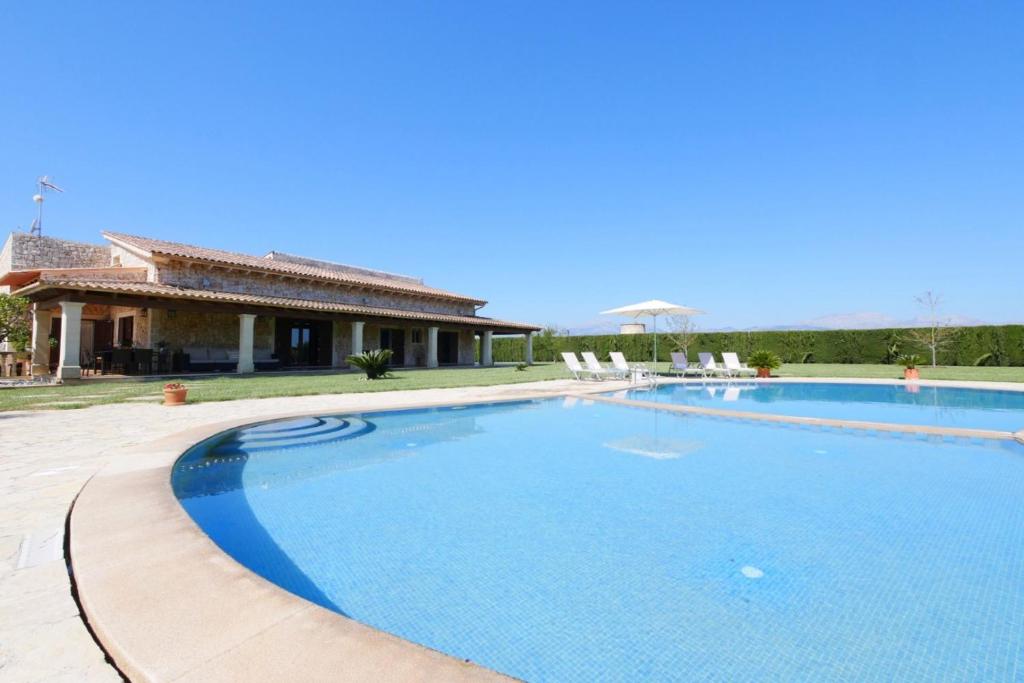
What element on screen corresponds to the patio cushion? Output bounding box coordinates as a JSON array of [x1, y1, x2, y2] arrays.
[[184, 347, 208, 361]]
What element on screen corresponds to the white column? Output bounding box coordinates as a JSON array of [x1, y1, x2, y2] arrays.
[[482, 330, 493, 366], [31, 306, 53, 377], [524, 331, 533, 365], [237, 314, 256, 373], [57, 302, 85, 380], [426, 326, 439, 368], [351, 321, 364, 358]]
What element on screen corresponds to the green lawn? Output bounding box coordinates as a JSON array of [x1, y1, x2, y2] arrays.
[[2, 362, 1022, 412], [0, 363, 568, 412]]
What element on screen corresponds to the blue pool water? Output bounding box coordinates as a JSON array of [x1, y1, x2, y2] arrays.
[[621, 381, 1024, 432], [173, 399, 1024, 681]]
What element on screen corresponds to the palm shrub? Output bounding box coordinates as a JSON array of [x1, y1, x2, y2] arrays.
[[747, 349, 781, 371], [348, 349, 393, 379], [897, 353, 923, 370]]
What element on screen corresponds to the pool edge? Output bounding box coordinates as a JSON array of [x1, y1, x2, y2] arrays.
[[68, 377, 1024, 682], [69, 388, 603, 682]]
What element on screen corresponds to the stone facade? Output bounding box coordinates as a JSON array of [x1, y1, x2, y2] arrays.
[[153, 261, 476, 316], [2, 233, 110, 271], [331, 321, 353, 367], [459, 329, 477, 365], [148, 309, 274, 353]]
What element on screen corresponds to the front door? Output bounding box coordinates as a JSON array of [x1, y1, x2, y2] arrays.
[[380, 328, 406, 366], [438, 331, 459, 365]]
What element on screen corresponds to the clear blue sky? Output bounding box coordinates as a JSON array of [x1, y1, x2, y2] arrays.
[[2, 2, 1021, 331]]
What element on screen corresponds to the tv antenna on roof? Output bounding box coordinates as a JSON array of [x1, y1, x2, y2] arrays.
[[30, 175, 64, 237]]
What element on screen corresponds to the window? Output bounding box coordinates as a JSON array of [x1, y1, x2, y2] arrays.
[[411, 329, 423, 344]]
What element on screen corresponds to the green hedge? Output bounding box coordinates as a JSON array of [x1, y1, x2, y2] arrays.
[[493, 325, 1024, 366]]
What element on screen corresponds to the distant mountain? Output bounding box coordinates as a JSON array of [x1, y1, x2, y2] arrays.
[[564, 317, 626, 336], [800, 312, 900, 330], [559, 311, 998, 335]]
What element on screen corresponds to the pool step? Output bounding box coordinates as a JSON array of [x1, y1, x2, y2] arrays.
[[211, 417, 373, 455], [235, 417, 352, 443]]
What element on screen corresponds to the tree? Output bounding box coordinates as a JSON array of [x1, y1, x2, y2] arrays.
[[0, 294, 31, 351], [881, 329, 903, 365], [907, 290, 956, 368], [535, 325, 566, 362], [664, 315, 698, 360]]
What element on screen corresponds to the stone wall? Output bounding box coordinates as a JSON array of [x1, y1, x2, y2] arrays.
[[331, 321, 353, 367], [407, 329, 426, 367], [458, 329, 476, 365], [3, 233, 110, 271], [149, 309, 274, 353], [154, 261, 477, 317]]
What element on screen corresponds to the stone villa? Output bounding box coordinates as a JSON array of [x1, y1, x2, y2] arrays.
[[0, 232, 539, 379]]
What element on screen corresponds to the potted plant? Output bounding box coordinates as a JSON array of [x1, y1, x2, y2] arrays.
[[898, 353, 922, 380], [747, 350, 781, 378], [163, 382, 188, 405]]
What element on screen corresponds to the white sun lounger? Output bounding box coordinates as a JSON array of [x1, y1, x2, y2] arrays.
[[670, 352, 705, 377], [562, 352, 605, 381], [722, 352, 757, 378], [582, 351, 626, 380], [609, 351, 651, 381], [698, 352, 733, 378]]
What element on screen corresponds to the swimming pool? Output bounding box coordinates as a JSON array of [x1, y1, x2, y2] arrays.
[[620, 381, 1024, 432], [173, 397, 1024, 681]]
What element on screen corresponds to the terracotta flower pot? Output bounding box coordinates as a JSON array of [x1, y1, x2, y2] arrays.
[[904, 368, 919, 380], [163, 388, 188, 406], [756, 367, 772, 378]]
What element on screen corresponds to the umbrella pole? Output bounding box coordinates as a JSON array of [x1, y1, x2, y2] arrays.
[[652, 314, 657, 379]]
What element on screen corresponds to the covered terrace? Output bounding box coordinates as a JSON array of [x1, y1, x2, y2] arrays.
[[13, 278, 539, 380]]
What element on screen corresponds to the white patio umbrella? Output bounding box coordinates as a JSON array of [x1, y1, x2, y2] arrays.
[[600, 299, 705, 370]]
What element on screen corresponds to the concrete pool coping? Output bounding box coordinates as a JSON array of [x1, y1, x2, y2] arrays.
[[69, 377, 1024, 682]]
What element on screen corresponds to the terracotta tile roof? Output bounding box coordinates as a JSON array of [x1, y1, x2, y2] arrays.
[[101, 232, 487, 305], [0, 267, 147, 288], [19, 278, 540, 332]]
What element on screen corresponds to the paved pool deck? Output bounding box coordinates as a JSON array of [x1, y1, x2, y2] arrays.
[[3, 376, 1024, 681]]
